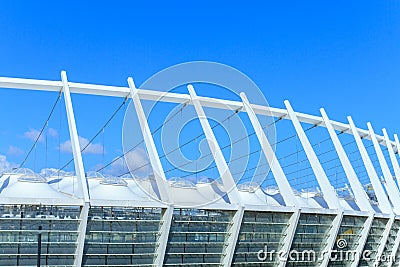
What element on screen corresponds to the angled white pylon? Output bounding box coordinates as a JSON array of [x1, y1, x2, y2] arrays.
[[347, 116, 392, 214], [127, 77, 171, 203], [284, 100, 340, 209], [61, 71, 89, 267], [367, 122, 400, 212], [320, 108, 373, 212], [187, 84, 243, 267], [240, 92, 297, 207]]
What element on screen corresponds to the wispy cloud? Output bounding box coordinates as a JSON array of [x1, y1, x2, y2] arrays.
[[59, 136, 104, 155], [7, 145, 24, 156], [48, 128, 58, 138], [106, 148, 151, 177], [23, 128, 44, 142], [0, 154, 19, 173], [23, 128, 59, 143]]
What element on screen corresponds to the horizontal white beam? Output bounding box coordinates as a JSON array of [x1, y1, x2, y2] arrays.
[[0, 76, 397, 151]]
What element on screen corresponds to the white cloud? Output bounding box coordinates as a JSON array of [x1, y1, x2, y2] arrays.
[[0, 154, 19, 173], [23, 128, 44, 142], [39, 168, 72, 177], [7, 145, 24, 156], [47, 128, 58, 138], [59, 136, 104, 155], [107, 148, 151, 177], [22, 128, 58, 143]]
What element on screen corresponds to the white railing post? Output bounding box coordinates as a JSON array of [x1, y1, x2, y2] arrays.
[[61, 71, 90, 267]]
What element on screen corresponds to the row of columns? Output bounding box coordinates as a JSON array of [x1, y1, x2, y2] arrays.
[[59, 71, 400, 267]]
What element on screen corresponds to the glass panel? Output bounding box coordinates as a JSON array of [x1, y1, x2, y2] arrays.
[[0, 204, 80, 267], [328, 215, 367, 266], [287, 213, 335, 267], [232, 211, 291, 266], [164, 208, 233, 266], [379, 219, 400, 267], [358, 217, 389, 267], [82, 206, 162, 266]]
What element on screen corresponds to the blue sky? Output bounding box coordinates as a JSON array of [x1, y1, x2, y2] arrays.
[[0, 1, 399, 185]]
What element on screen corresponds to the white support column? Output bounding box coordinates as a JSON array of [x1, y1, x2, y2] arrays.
[[389, 220, 400, 267], [222, 206, 245, 267], [240, 93, 297, 207], [284, 100, 340, 209], [127, 77, 170, 203], [375, 216, 396, 266], [368, 123, 400, 211], [321, 212, 343, 267], [187, 84, 241, 204], [395, 134, 400, 155], [320, 108, 373, 212], [74, 203, 89, 266], [277, 208, 301, 267], [154, 205, 174, 267], [383, 129, 400, 184], [187, 85, 243, 267], [387, 132, 400, 190], [395, 134, 400, 189], [350, 212, 374, 267], [347, 116, 392, 214], [61, 71, 90, 267]]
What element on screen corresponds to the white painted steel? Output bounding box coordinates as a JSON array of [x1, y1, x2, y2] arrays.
[[1, 73, 400, 267]]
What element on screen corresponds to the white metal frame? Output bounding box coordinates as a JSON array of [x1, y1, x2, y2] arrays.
[[348, 116, 392, 213], [368, 123, 400, 211], [61, 71, 90, 266], [127, 77, 171, 203], [241, 93, 297, 207], [1, 73, 400, 267], [284, 100, 340, 210]]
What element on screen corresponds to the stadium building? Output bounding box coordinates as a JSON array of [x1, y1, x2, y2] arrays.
[[0, 71, 400, 267]]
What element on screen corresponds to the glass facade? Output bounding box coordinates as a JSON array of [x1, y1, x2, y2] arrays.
[[329, 215, 367, 266], [0, 204, 80, 266], [163, 208, 233, 266], [380, 219, 400, 267], [358, 217, 388, 267], [82, 207, 162, 267], [287, 213, 335, 267], [232, 211, 291, 266]]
